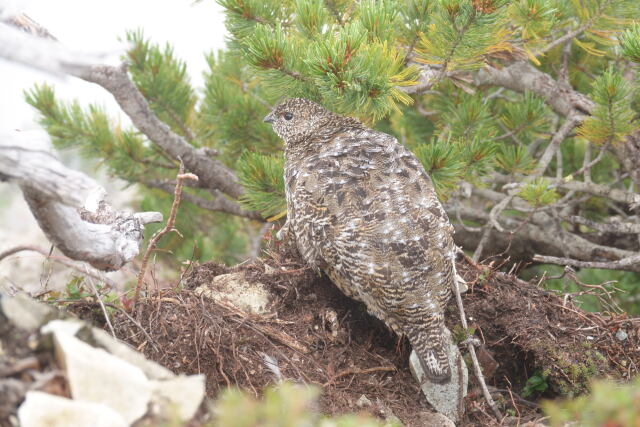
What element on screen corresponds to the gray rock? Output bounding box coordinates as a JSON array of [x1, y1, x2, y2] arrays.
[[0, 378, 28, 418], [417, 411, 456, 427], [356, 394, 372, 408], [410, 327, 468, 422], [1, 292, 57, 332], [43, 320, 152, 425], [18, 391, 126, 427], [616, 329, 628, 341], [150, 375, 206, 421], [194, 272, 271, 314]]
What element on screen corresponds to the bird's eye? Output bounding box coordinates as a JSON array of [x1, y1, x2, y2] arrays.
[[283, 112, 293, 121]]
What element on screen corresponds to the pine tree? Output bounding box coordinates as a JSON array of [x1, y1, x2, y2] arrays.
[[26, 0, 640, 310]]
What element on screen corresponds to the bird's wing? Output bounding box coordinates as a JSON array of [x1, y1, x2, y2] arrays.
[[295, 129, 456, 310]]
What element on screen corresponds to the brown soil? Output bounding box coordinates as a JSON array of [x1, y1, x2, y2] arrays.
[[101, 246, 640, 426]]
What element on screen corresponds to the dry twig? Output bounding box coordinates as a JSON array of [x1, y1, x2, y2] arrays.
[[455, 258, 503, 421], [85, 272, 116, 338], [323, 366, 396, 387], [133, 163, 198, 311], [539, 265, 624, 314]]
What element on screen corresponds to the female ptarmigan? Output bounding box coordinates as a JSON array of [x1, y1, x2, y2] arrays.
[[265, 98, 456, 383]]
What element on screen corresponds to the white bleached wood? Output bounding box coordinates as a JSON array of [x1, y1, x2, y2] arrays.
[[0, 131, 162, 271]]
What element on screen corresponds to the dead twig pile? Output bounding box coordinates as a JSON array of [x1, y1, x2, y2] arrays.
[[95, 247, 640, 426]]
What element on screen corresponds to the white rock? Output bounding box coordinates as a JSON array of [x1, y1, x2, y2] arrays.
[[45, 324, 152, 424], [90, 327, 173, 380], [1, 292, 56, 331], [455, 274, 468, 293], [41, 319, 84, 337], [410, 327, 468, 422], [18, 391, 126, 427], [150, 375, 206, 421], [194, 272, 270, 314]]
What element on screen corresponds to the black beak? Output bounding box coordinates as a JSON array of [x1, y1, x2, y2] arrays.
[[263, 113, 275, 123]]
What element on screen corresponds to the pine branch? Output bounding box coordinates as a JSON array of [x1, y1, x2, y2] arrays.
[[143, 179, 262, 220], [76, 63, 245, 199], [3, 14, 247, 202], [538, 0, 615, 56]]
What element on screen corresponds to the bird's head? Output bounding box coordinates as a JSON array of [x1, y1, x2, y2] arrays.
[[263, 98, 332, 145]]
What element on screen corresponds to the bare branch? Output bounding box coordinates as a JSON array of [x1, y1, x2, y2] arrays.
[[453, 259, 502, 421], [0, 21, 105, 76], [532, 254, 640, 273], [534, 114, 581, 176], [540, 265, 624, 313], [400, 64, 442, 94], [85, 274, 116, 338], [2, 13, 57, 40], [474, 61, 594, 117], [450, 202, 637, 267], [2, 13, 247, 201], [1, 132, 99, 207], [562, 215, 640, 235], [556, 179, 640, 210], [491, 173, 640, 209], [569, 143, 610, 182]]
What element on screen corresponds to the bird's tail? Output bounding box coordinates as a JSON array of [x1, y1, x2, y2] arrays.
[[407, 317, 452, 384]]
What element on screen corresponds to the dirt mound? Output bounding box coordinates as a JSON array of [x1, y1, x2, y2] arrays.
[[98, 248, 640, 426]]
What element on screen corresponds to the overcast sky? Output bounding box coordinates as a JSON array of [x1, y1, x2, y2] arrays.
[[0, 1, 228, 289], [1, 0, 227, 131]]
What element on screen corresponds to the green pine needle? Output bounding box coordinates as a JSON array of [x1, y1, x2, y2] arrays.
[[414, 139, 466, 198], [237, 152, 287, 217], [577, 68, 636, 145], [518, 178, 560, 207], [620, 23, 640, 63]]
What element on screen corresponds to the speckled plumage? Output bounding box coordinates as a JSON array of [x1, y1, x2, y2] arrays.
[[265, 98, 456, 383]]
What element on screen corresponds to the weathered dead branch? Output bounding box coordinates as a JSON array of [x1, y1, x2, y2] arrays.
[[0, 132, 162, 271]]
